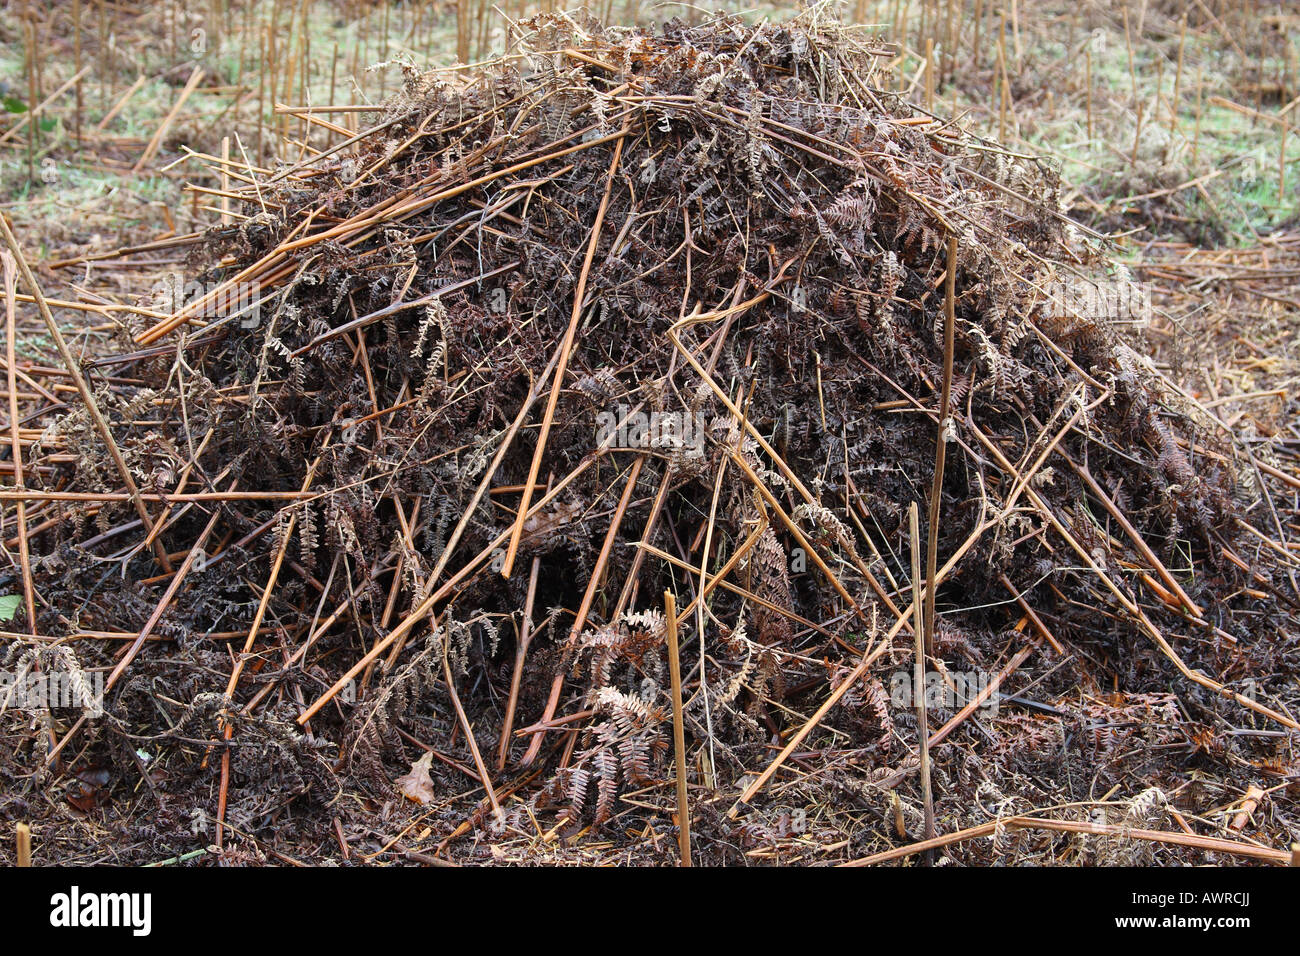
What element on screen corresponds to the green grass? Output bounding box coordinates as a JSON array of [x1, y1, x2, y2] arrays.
[[877, 1, 1299, 243]]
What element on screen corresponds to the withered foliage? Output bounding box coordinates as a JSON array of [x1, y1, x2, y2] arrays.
[[3, 12, 1296, 865]]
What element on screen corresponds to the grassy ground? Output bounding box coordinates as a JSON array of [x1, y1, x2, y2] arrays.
[[3, 2, 1296, 251]]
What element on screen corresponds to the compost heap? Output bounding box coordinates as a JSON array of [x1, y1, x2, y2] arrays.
[[6, 12, 1297, 865]]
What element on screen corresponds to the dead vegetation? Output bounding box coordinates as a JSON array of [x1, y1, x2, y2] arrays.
[[1, 9, 1298, 867]]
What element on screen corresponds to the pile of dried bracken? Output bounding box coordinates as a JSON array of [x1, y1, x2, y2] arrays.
[[4, 11, 1296, 865]]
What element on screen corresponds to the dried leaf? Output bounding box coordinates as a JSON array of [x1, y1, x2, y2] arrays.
[[395, 751, 435, 805]]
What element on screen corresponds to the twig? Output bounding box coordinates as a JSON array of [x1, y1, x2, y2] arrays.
[[909, 502, 936, 849], [0, 65, 92, 146], [664, 589, 691, 867], [296, 453, 604, 726], [842, 815, 1292, 866], [134, 66, 204, 173], [502, 123, 629, 578], [522, 454, 643, 766], [2, 253, 36, 633], [0, 213, 173, 572], [443, 639, 504, 824], [496, 549, 542, 771], [16, 823, 30, 867], [923, 234, 956, 657]]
